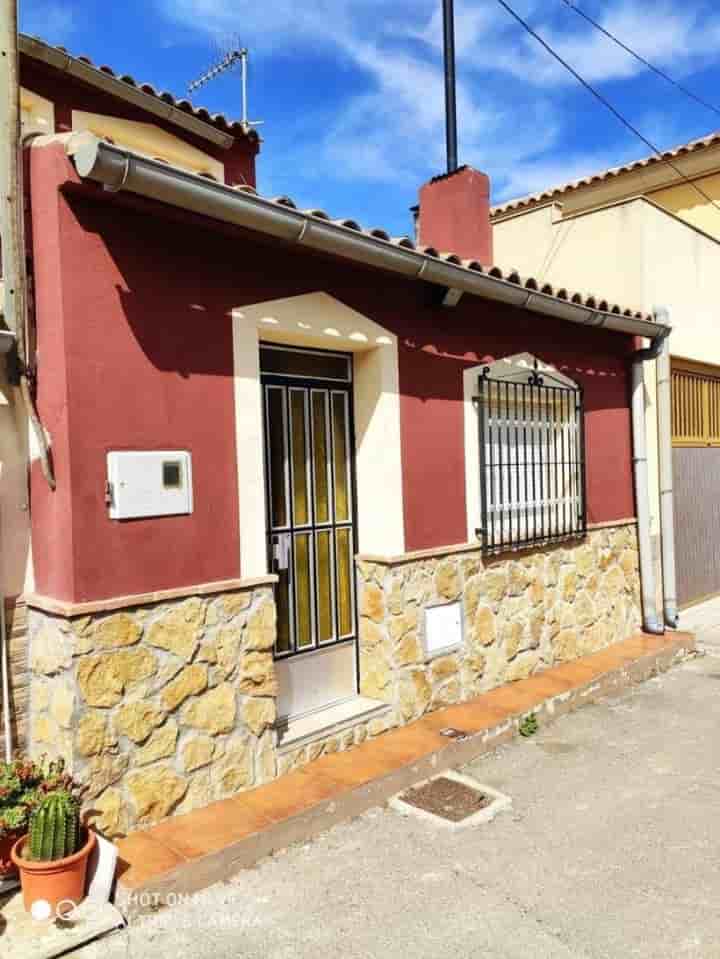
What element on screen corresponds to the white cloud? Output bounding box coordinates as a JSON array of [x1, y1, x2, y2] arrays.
[[159, 0, 720, 213], [444, 1, 720, 89]]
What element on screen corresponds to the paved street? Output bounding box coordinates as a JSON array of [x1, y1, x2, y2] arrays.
[[76, 602, 720, 959]]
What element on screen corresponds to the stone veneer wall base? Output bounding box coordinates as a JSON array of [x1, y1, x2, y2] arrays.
[[25, 522, 641, 836], [356, 524, 641, 727]]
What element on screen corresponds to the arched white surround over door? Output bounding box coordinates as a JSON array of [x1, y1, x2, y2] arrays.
[[232, 292, 404, 578]]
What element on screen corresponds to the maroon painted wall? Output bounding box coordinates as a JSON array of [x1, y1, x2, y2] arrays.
[[28, 149, 636, 602], [29, 145, 241, 602], [396, 320, 634, 551], [417, 166, 493, 264], [21, 55, 258, 188]]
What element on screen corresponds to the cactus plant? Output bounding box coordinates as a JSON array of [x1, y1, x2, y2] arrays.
[[27, 790, 81, 862]]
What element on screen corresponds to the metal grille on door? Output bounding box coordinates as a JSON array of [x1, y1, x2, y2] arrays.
[[262, 346, 356, 659]]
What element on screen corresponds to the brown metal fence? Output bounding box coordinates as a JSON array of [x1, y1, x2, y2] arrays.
[[672, 359, 720, 606]]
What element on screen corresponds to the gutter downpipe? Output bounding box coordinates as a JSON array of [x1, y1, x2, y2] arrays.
[[654, 308, 678, 628], [631, 326, 671, 635]]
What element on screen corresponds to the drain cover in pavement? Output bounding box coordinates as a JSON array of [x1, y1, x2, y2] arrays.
[[400, 776, 490, 822], [390, 771, 512, 830]]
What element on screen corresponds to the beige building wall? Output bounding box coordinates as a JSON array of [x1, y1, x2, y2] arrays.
[[493, 196, 720, 579], [0, 370, 32, 599], [493, 194, 720, 370], [649, 174, 720, 241]]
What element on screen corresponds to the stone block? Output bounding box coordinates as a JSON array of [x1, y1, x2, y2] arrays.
[[127, 765, 188, 824], [77, 648, 157, 707], [242, 697, 276, 735], [161, 664, 208, 712], [435, 560, 460, 601], [30, 624, 72, 676], [181, 683, 237, 735], [222, 591, 252, 618], [86, 787, 128, 839], [116, 701, 167, 743], [182, 735, 215, 772], [50, 681, 75, 728], [360, 584, 385, 623], [94, 613, 141, 650], [135, 723, 178, 766], [473, 605, 496, 646], [430, 655, 459, 682], [244, 599, 276, 650], [237, 652, 278, 696], [146, 598, 205, 661], [76, 711, 115, 758]]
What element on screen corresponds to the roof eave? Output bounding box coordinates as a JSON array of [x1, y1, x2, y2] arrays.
[[66, 133, 667, 343], [20, 35, 240, 150]]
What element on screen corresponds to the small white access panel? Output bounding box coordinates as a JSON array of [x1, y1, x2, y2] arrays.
[[423, 601, 463, 658], [107, 451, 193, 520]]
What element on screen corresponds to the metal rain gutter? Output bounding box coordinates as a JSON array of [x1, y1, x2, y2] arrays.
[[68, 134, 671, 344]]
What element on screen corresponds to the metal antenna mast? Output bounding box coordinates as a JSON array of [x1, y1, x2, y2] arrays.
[[442, 0, 458, 173], [187, 42, 262, 133]]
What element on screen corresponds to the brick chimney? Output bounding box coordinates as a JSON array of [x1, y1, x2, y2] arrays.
[[415, 165, 493, 264]]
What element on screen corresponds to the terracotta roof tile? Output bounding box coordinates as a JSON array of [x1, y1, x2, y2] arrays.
[[239, 186, 651, 321], [20, 34, 256, 141], [492, 130, 720, 216]]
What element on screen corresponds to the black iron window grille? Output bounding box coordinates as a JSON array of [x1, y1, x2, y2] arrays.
[[476, 359, 587, 554]]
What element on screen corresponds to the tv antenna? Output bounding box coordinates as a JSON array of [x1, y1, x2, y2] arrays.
[[187, 37, 263, 134]]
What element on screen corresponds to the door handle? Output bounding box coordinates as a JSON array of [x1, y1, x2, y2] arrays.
[[272, 533, 292, 572]]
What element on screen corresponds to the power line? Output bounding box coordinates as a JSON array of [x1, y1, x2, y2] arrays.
[[495, 0, 720, 213], [559, 0, 720, 122]]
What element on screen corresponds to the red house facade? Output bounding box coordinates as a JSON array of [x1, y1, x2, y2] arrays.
[[1, 37, 668, 837]]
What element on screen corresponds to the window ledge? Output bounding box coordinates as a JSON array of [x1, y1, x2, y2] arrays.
[[276, 696, 391, 754]]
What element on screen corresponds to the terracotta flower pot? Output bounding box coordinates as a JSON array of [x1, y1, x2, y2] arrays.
[[0, 830, 22, 878], [11, 829, 96, 915]]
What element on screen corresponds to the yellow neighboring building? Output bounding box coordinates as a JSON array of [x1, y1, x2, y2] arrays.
[[492, 132, 720, 608]]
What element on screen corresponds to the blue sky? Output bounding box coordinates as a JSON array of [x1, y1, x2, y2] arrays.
[[20, 0, 720, 236]]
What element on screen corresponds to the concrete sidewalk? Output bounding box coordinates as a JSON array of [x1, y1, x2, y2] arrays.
[[681, 595, 720, 651], [68, 627, 719, 959]]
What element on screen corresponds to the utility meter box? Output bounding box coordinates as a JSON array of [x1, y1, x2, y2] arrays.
[[107, 451, 193, 520], [423, 601, 463, 658]]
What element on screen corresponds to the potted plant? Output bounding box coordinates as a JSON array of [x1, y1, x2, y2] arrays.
[[0, 758, 44, 880], [11, 761, 95, 915]]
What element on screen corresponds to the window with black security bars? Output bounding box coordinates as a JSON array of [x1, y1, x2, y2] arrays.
[[476, 362, 587, 554]]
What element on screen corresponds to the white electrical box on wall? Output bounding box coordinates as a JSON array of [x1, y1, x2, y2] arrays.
[[107, 451, 193, 520], [423, 601, 463, 658]]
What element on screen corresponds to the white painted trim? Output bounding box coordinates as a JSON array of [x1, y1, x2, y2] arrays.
[[354, 342, 404, 555], [232, 312, 267, 577], [463, 365, 482, 543], [232, 292, 405, 560], [71, 110, 225, 181]]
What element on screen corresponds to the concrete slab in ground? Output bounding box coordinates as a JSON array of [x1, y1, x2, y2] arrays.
[[0, 892, 124, 958], [63, 633, 719, 959], [681, 595, 720, 651]]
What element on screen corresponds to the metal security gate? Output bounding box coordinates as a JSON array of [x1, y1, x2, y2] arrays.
[[672, 359, 720, 607], [261, 344, 357, 720]]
